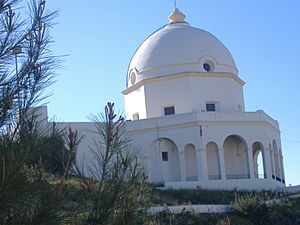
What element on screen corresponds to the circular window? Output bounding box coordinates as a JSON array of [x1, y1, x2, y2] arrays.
[[130, 72, 136, 85], [203, 63, 211, 72]]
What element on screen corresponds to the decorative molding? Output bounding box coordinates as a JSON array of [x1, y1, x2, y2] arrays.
[[122, 71, 244, 95]]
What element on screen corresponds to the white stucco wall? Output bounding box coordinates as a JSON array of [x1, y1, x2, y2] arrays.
[[53, 122, 99, 176], [124, 86, 147, 120], [34, 106, 285, 191], [165, 178, 283, 191], [124, 72, 245, 120], [126, 110, 285, 190], [148, 138, 180, 183]]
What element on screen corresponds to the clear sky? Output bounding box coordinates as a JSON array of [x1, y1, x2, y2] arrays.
[[44, 1, 300, 186]]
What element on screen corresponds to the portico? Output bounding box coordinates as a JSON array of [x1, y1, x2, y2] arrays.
[[127, 110, 285, 190]]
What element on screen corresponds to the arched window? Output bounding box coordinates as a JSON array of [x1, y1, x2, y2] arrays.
[[148, 138, 180, 183], [206, 142, 221, 180], [184, 144, 197, 181], [223, 135, 249, 179], [252, 142, 266, 179]]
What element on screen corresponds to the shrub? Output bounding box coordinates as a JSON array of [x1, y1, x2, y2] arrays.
[[268, 197, 300, 225], [232, 194, 269, 225]]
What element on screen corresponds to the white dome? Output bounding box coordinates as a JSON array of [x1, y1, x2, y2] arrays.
[[127, 9, 238, 87]]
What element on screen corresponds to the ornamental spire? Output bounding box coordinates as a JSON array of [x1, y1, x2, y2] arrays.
[[168, 8, 187, 24]]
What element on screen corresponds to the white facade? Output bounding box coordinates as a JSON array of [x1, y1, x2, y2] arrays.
[[126, 111, 285, 190], [122, 9, 285, 190], [39, 8, 285, 191]]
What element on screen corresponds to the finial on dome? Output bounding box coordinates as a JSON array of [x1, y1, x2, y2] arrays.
[[168, 8, 187, 24]]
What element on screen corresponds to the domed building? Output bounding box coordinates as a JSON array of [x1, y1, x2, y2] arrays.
[[36, 8, 285, 190], [122, 8, 285, 190]]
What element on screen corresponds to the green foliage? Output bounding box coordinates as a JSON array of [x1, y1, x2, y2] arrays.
[[216, 216, 231, 225], [28, 124, 80, 176], [148, 210, 255, 225], [29, 178, 300, 225], [225, 214, 254, 225], [150, 188, 274, 206], [0, 113, 81, 221], [151, 188, 233, 205], [268, 197, 300, 225], [0, 0, 58, 131], [75, 102, 151, 225], [4, 182, 68, 225], [232, 194, 269, 225], [148, 210, 214, 225], [148, 210, 260, 225], [0, 0, 80, 224], [146, 196, 300, 225], [0, 161, 72, 225]]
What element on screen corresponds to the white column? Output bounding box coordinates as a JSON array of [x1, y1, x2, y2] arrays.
[[280, 155, 285, 181], [155, 144, 164, 183], [218, 148, 226, 180], [200, 148, 208, 180], [196, 148, 208, 181], [196, 150, 202, 181], [247, 149, 255, 179], [179, 151, 186, 182], [264, 148, 273, 180], [278, 154, 283, 181], [270, 150, 276, 179], [274, 152, 280, 180]]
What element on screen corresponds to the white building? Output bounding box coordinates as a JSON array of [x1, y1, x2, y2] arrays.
[[40, 8, 285, 190]]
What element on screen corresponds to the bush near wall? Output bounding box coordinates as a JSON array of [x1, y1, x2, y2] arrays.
[[150, 188, 275, 205]]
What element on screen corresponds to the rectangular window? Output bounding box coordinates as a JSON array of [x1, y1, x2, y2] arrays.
[[238, 105, 242, 112], [132, 113, 139, 120], [164, 106, 175, 116], [206, 103, 216, 112], [162, 152, 168, 161]]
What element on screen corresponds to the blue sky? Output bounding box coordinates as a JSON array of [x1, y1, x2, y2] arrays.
[[44, 1, 300, 186]]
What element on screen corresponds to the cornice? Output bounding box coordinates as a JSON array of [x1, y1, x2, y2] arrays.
[[122, 72, 245, 95]]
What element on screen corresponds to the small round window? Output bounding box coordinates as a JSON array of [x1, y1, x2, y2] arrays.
[[203, 60, 215, 72], [203, 63, 211, 72], [130, 72, 136, 85]]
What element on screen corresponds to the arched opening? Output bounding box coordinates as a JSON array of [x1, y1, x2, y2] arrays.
[[206, 142, 221, 180], [148, 138, 180, 183], [272, 140, 281, 181], [184, 144, 197, 181], [223, 135, 249, 179], [252, 142, 266, 179]]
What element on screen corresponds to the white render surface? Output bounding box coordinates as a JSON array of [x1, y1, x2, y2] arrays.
[[125, 110, 285, 190]]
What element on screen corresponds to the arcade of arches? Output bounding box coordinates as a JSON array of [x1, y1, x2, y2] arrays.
[[146, 135, 285, 184]]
